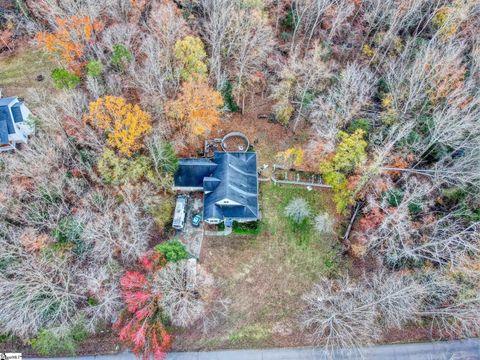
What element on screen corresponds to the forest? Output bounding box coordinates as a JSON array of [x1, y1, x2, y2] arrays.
[[0, 0, 479, 359]]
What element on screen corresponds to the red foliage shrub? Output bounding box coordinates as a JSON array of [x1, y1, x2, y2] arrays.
[[139, 250, 166, 272], [114, 253, 171, 360]]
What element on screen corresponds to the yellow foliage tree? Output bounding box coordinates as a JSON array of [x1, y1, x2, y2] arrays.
[[36, 16, 103, 72], [276, 147, 304, 168], [174, 36, 208, 81], [320, 130, 367, 213], [85, 96, 152, 156], [167, 79, 223, 136], [432, 6, 458, 39]]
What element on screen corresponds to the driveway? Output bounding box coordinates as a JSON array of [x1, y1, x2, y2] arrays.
[[177, 194, 204, 258], [27, 339, 480, 360]]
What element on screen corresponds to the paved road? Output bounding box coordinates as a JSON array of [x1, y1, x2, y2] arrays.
[[27, 339, 480, 360]]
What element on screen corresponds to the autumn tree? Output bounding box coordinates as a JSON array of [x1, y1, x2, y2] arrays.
[[320, 129, 367, 213], [128, 1, 188, 97], [114, 253, 172, 360], [36, 16, 103, 72], [275, 147, 304, 168], [115, 252, 213, 358], [167, 79, 223, 136], [174, 36, 208, 81], [84, 96, 152, 156]]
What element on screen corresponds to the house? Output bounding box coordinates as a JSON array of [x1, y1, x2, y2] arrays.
[[174, 152, 259, 225], [0, 97, 34, 152]]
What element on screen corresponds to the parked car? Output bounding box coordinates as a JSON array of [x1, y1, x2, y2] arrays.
[[172, 196, 187, 230], [191, 213, 202, 227]]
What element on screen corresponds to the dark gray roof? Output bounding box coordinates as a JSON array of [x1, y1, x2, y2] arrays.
[[174, 152, 258, 221], [203, 176, 221, 192], [203, 152, 258, 220], [174, 158, 218, 187]]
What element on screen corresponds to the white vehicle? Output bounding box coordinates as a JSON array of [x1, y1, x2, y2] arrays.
[[172, 196, 187, 230]]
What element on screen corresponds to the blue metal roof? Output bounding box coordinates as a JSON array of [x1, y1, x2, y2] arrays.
[[11, 102, 25, 123], [0, 97, 31, 146], [0, 97, 17, 106], [173, 152, 259, 221], [0, 120, 9, 144], [0, 105, 15, 145], [0, 106, 14, 134]]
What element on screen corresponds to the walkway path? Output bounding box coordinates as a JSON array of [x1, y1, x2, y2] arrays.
[[27, 339, 480, 360]]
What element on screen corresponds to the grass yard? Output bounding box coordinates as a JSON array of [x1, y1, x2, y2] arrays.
[[0, 48, 56, 98], [173, 183, 347, 350]]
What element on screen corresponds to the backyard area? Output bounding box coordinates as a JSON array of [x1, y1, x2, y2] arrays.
[[173, 183, 347, 351], [0, 48, 55, 98]]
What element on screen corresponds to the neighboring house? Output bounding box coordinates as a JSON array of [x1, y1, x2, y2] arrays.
[[174, 152, 259, 225], [0, 97, 34, 152]]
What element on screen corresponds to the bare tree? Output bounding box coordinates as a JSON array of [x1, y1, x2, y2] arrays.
[[370, 271, 425, 329], [129, 34, 178, 99], [310, 63, 376, 150], [201, 297, 231, 334], [285, 197, 311, 223], [129, 1, 188, 98], [93, 23, 139, 65], [360, 0, 441, 61], [0, 235, 86, 338], [303, 272, 426, 356], [289, 0, 355, 51], [80, 262, 123, 332], [314, 213, 334, 234], [271, 44, 334, 128], [154, 260, 213, 328], [302, 276, 379, 355], [199, 0, 235, 86], [26, 0, 133, 27], [419, 269, 480, 338], [199, 0, 274, 88], [82, 186, 153, 264], [366, 176, 480, 266]]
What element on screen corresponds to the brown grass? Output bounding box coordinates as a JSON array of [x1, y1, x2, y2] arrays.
[[0, 47, 56, 99]]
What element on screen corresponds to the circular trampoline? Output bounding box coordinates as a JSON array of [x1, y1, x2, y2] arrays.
[[221, 131, 250, 152]]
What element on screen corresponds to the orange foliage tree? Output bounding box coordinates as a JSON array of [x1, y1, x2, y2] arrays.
[[85, 96, 152, 157], [36, 16, 103, 72], [167, 79, 223, 136]]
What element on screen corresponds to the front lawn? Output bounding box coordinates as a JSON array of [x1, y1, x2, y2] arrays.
[[173, 183, 347, 350]]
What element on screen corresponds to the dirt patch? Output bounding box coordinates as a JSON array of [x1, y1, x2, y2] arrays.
[[210, 97, 311, 166], [382, 325, 446, 344]]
